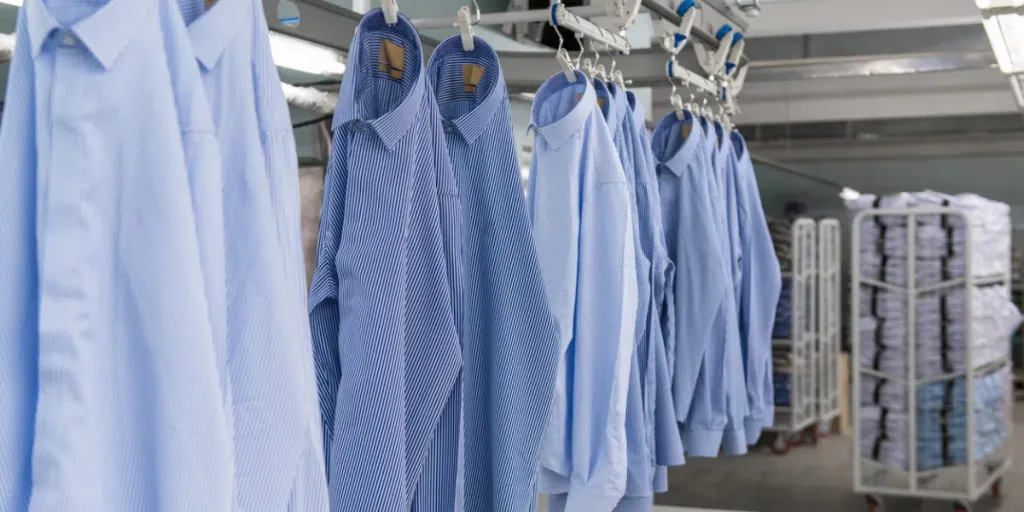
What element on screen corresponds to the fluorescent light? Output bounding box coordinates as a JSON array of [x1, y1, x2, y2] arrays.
[[839, 187, 862, 201], [0, 0, 22, 6], [976, 0, 1024, 9], [269, 32, 345, 76], [1011, 74, 1024, 108], [979, 1, 1024, 74]]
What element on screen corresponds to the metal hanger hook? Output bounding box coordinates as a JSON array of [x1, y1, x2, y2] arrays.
[[574, 32, 586, 68], [469, 0, 481, 24]]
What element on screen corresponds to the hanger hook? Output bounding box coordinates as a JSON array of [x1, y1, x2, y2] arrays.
[[470, 0, 481, 24], [574, 32, 585, 68], [550, 7, 565, 54]]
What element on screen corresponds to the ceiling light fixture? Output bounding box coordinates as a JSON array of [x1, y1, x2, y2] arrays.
[[839, 187, 862, 201], [1011, 74, 1024, 108], [268, 32, 346, 77], [977, 0, 1024, 74], [0, 1, 22, 6]]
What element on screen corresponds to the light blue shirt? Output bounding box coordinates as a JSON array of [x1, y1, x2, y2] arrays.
[[530, 71, 637, 511], [179, 0, 328, 509], [709, 121, 751, 456], [595, 80, 657, 509], [653, 112, 737, 457], [0, 0, 234, 509], [731, 132, 782, 442], [426, 36, 560, 512], [625, 93, 686, 479], [308, 9, 464, 512]]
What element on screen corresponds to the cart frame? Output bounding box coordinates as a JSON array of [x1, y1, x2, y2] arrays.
[[851, 207, 1013, 510]]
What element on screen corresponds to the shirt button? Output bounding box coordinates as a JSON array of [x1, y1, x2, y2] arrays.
[[59, 33, 77, 46]]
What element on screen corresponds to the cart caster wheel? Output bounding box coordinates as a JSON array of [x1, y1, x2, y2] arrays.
[[953, 501, 971, 512], [866, 495, 883, 512], [817, 420, 831, 438], [992, 477, 1002, 498], [771, 434, 790, 454]]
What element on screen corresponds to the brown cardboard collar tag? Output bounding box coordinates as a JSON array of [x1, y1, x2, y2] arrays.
[[682, 122, 693, 140], [205, 0, 217, 7], [378, 39, 405, 80], [462, 64, 485, 93]]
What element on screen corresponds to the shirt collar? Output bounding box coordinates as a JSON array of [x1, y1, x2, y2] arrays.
[[187, 0, 251, 70], [529, 70, 594, 150], [652, 110, 703, 176], [25, 0, 150, 70], [426, 35, 505, 145], [607, 82, 630, 131], [626, 90, 647, 128], [730, 130, 749, 162], [716, 121, 733, 165], [591, 78, 615, 126], [332, 8, 425, 152]]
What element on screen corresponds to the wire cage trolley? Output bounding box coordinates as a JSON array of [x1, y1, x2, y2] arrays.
[[852, 208, 1014, 512], [816, 219, 842, 437], [768, 218, 818, 454]]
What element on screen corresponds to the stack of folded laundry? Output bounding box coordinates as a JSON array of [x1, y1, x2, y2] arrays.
[[769, 218, 793, 274], [773, 278, 793, 339], [774, 350, 793, 406], [859, 367, 1010, 471], [852, 191, 1018, 471]]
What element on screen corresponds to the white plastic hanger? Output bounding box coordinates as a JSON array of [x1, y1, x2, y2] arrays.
[[666, 59, 686, 120], [381, 0, 399, 25], [694, 25, 733, 77], [612, 69, 628, 90], [455, 1, 481, 52], [661, 0, 698, 55]]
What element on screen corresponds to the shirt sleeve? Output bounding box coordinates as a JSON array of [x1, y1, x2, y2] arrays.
[[666, 159, 729, 427], [0, 15, 38, 507], [307, 131, 349, 464], [565, 176, 636, 511], [738, 160, 783, 440]]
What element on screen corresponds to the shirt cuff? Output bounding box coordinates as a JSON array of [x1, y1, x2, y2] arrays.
[[744, 417, 765, 446], [682, 429, 724, 458], [721, 426, 748, 456], [562, 480, 626, 512]]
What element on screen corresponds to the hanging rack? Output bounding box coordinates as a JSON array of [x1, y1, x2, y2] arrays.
[[411, 0, 744, 67]]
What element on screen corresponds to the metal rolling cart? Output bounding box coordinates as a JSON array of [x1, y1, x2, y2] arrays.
[[816, 219, 842, 437], [852, 207, 1013, 512], [768, 218, 818, 454]]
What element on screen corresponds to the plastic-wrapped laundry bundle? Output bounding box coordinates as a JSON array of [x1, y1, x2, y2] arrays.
[[773, 277, 793, 339], [859, 366, 1010, 471], [853, 191, 1012, 279]]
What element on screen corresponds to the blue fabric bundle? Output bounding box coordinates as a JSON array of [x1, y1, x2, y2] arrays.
[[772, 277, 793, 339]]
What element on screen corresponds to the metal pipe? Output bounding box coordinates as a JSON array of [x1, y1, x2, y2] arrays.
[[641, 0, 749, 66], [750, 155, 846, 191], [412, 1, 747, 65]]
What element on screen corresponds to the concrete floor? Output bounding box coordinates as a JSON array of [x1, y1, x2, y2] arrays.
[[657, 407, 1023, 512]]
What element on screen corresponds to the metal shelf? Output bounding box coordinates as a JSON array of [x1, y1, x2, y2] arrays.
[[852, 207, 1014, 505]]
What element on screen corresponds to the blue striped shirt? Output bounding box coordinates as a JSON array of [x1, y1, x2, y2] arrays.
[[653, 112, 733, 457], [179, 0, 328, 509], [530, 71, 637, 512], [426, 36, 560, 512], [308, 9, 464, 511], [730, 132, 782, 443], [598, 80, 655, 508], [706, 120, 750, 456], [0, 0, 234, 509], [624, 93, 685, 477]]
